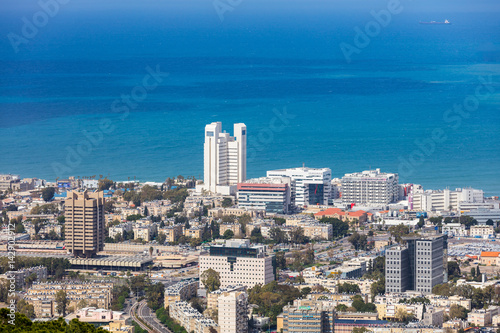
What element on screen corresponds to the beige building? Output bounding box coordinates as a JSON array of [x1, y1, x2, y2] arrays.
[[65, 191, 105, 257], [219, 223, 242, 238], [159, 225, 183, 243], [170, 301, 218, 333], [470, 225, 495, 237], [25, 281, 113, 318], [206, 285, 246, 311], [468, 306, 499, 326], [164, 279, 199, 308], [101, 321, 135, 333], [184, 226, 203, 239], [218, 291, 248, 333]]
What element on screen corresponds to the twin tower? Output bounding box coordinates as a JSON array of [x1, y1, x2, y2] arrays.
[[201, 122, 247, 195]]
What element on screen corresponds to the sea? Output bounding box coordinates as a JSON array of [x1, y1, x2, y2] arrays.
[[0, 0, 499, 195]]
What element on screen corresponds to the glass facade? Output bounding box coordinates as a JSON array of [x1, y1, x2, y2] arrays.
[[308, 184, 324, 205]]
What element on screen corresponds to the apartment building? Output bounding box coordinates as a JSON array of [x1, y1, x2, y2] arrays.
[[206, 285, 246, 311], [219, 223, 243, 238], [159, 225, 183, 243], [65, 190, 105, 258], [133, 224, 157, 241], [184, 226, 203, 239], [385, 235, 447, 294], [2, 266, 47, 288], [199, 239, 275, 288], [411, 187, 484, 212], [198, 122, 247, 195], [237, 177, 291, 214], [278, 302, 335, 333], [25, 281, 113, 318], [108, 222, 133, 239], [170, 301, 219, 333], [470, 224, 495, 237], [341, 169, 399, 206], [164, 278, 199, 308], [441, 223, 467, 237], [468, 306, 500, 326], [267, 167, 332, 207], [218, 291, 248, 333]]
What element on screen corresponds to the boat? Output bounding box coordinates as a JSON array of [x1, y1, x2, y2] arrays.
[[420, 19, 451, 25]]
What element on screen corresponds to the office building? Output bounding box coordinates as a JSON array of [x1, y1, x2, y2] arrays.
[[385, 235, 447, 294], [218, 291, 248, 333], [199, 239, 275, 288], [65, 190, 105, 258], [267, 167, 331, 207], [341, 169, 399, 205], [468, 209, 500, 225], [200, 122, 246, 195], [237, 177, 291, 214]]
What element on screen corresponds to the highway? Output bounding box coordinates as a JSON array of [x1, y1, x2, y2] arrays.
[[130, 300, 171, 333]]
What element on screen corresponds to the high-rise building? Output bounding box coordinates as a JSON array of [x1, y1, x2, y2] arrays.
[[341, 168, 399, 206], [386, 235, 447, 294], [266, 167, 331, 207], [410, 187, 485, 212], [218, 291, 248, 333], [237, 177, 291, 214], [201, 122, 246, 195], [65, 190, 105, 258], [199, 239, 275, 288]]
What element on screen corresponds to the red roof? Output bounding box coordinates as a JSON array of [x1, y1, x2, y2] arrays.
[[348, 210, 367, 217], [314, 208, 343, 216], [481, 251, 500, 257]]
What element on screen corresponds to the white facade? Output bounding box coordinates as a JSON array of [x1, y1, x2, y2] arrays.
[[341, 168, 399, 206], [266, 167, 331, 207], [199, 240, 275, 288], [237, 177, 291, 214], [411, 187, 484, 212], [218, 291, 248, 333], [468, 209, 500, 225], [202, 122, 246, 194], [441, 223, 468, 237], [470, 225, 495, 237]]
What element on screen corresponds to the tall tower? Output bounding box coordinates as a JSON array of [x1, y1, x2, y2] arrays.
[[65, 190, 105, 258], [203, 122, 246, 193], [218, 291, 248, 333]]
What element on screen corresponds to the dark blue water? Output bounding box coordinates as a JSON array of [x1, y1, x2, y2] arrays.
[[0, 0, 499, 195]]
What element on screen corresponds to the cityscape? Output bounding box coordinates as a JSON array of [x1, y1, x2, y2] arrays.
[[1, 1, 499, 333], [0, 121, 500, 333]]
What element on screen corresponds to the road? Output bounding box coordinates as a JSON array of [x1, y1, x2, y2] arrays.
[[130, 301, 154, 332], [136, 300, 172, 333]]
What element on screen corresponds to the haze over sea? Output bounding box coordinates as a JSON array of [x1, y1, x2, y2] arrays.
[[0, 0, 499, 195]]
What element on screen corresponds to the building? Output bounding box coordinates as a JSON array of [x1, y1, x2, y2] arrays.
[[199, 239, 275, 288], [108, 222, 133, 239], [164, 278, 199, 308], [468, 209, 500, 225], [65, 190, 105, 257], [470, 225, 495, 237], [170, 301, 219, 333], [441, 223, 467, 237], [386, 235, 447, 294], [101, 321, 134, 333], [206, 285, 246, 311], [218, 291, 248, 333], [480, 251, 500, 266], [2, 266, 47, 288], [25, 281, 113, 318], [219, 223, 243, 238], [468, 306, 500, 326], [278, 303, 335, 333], [0, 174, 20, 191], [341, 169, 399, 206], [200, 122, 247, 195], [159, 225, 183, 243], [267, 167, 332, 207], [237, 177, 291, 214], [411, 187, 484, 212]]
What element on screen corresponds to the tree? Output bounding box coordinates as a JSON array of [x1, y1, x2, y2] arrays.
[[41, 187, 56, 202], [17, 299, 35, 319], [77, 299, 88, 310], [417, 216, 425, 228], [388, 224, 410, 243], [55, 290, 68, 316], [222, 229, 234, 239], [448, 261, 461, 279], [275, 251, 287, 269], [319, 218, 349, 238], [335, 304, 348, 312], [269, 227, 287, 244], [338, 282, 361, 294], [348, 232, 368, 250], [395, 307, 411, 322], [156, 233, 166, 245], [221, 197, 233, 207], [449, 304, 467, 319], [201, 269, 220, 292], [486, 219, 495, 226], [290, 227, 306, 244], [24, 273, 37, 287], [98, 178, 114, 191]]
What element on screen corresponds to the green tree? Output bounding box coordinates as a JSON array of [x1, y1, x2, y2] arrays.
[[17, 298, 35, 319], [449, 304, 467, 319], [156, 232, 166, 244], [98, 178, 114, 191], [338, 282, 361, 294], [269, 227, 287, 244], [201, 268, 221, 292], [275, 251, 287, 269], [290, 227, 306, 244], [223, 229, 234, 239], [335, 304, 348, 312], [221, 197, 233, 207], [55, 290, 68, 316], [41, 187, 56, 202], [319, 217, 349, 238], [417, 216, 425, 228], [448, 261, 461, 279]]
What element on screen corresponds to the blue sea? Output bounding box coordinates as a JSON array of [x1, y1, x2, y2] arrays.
[[0, 0, 499, 195]]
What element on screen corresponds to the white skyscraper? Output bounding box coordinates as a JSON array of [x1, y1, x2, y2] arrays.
[[201, 122, 246, 194]]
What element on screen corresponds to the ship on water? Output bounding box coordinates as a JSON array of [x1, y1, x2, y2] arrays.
[[420, 19, 451, 25]]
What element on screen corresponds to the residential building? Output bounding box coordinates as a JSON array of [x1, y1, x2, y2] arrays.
[[159, 225, 183, 243], [108, 222, 133, 239], [219, 223, 243, 238], [65, 190, 105, 258], [199, 122, 247, 195], [2, 266, 47, 288], [411, 187, 484, 212], [278, 303, 335, 333], [164, 278, 199, 308], [25, 281, 113, 318], [218, 291, 248, 333], [237, 177, 291, 214], [101, 322, 134, 333], [170, 301, 218, 333], [267, 167, 332, 207], [468, 306, 500, 326], [206, 285, 246, 311], [184, 226, 203, 239], [341, 169, 399, 206], [199, 239, 275, 288], [470, 225, 495, 237], [301, 223, 333, 241], [0, 174, 20, 191], [441, 223, 467, 237], [385, 235, 447, 294]]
